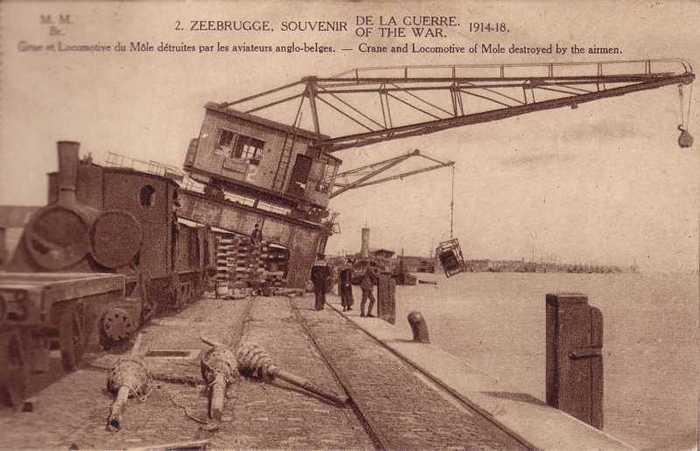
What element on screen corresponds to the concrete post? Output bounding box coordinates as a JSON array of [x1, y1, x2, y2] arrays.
[[377, 274, 396, 324], [408, 311, 430, 343], [546, 293, 604, 429]]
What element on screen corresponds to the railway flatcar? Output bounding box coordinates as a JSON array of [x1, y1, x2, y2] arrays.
[[0, 141, 215, 407]]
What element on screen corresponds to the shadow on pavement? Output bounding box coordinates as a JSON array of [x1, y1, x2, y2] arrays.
[[384, 338, 420, 344], [482, 391, 546, 406], [258, 379, 347, 408]]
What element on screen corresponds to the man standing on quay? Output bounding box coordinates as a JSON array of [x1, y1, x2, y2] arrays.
[[250, 222, 262, 245], [339, 258, 355, 311], [310, 254, 331, 311], [360, 261, 377, 317]]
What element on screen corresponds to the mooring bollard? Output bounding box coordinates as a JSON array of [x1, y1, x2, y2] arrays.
[[407, 311, 430, 343], [377, 274, 397, 324], [546, 293, 603, 429]]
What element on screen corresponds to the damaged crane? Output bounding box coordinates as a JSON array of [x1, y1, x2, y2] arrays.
[[179, 58, 694, 279]]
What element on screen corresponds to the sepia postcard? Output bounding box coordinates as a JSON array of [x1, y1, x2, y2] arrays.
[[0, 1, 698, 450]]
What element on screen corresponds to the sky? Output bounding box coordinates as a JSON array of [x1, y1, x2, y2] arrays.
[[1, 0, 698, 272]]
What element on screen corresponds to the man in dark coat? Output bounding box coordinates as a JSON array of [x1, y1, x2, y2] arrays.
[[250, 223, 262, 245], [338, 258, 354, 312], [310, 254, 331, 311], [360, 261, 377, 317]]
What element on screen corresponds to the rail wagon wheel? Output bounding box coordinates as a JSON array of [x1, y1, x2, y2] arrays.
[[0, 332, 30, 407], [59, 303, 88, 372]]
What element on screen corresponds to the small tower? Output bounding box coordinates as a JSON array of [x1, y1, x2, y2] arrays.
[[360, 227, 370, 258]]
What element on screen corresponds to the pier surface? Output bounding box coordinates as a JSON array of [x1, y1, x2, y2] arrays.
[[0, 293, 629, 449]]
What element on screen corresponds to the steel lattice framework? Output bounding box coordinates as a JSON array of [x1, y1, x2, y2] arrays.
[[221, 59, 694, 154], [331, 149, 454, 198]]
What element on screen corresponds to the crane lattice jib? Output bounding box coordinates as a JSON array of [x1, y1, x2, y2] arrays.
[[221, 59, 694, 153]]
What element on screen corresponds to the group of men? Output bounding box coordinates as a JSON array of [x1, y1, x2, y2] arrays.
[[249, 224, 378, 315], [310, 254, 378, 317], [252, 224, 378, 316]]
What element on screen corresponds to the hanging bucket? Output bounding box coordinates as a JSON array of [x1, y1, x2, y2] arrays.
[[678, 126, 694, 148], [436, 238, 467, 277]]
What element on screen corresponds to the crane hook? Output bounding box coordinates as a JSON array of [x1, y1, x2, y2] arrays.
[[678, 125, 694, 149]]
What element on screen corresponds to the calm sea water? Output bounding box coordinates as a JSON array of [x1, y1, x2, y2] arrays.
[[383, 272, 697, 450]]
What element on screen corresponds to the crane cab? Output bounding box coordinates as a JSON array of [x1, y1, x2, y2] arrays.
[[184, 103, 341, 220]]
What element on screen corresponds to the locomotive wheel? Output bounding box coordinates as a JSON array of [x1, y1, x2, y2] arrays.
[[59, 304, 87, 372], [0, 332, 30, 408], [100, 308, 136, 348]]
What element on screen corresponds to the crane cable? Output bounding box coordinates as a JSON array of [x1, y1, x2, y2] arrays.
[[678, 83, 694, 148], [449, 165, 455, 239], [679, 84, 693, 130]]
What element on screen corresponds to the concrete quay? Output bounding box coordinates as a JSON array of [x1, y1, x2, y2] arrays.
[[324, 294, 635, 450], [0, 293, 634, 449]]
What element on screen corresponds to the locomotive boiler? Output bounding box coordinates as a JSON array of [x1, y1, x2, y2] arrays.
[[0, 141, 216, 407]]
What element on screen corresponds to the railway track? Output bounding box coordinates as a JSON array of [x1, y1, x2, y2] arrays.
[[286, 296, 528, 450], [287, 296, 386, 450]]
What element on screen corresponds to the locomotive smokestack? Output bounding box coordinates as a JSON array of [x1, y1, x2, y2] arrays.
[[57, 141, 80, 204], [360, 227, 370, 258]]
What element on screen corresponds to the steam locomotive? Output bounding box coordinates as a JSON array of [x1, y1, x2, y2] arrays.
[[0, 141, 216, 407]]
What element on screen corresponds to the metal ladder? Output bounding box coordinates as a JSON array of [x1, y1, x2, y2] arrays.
[[271, 132, 296, 192]]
